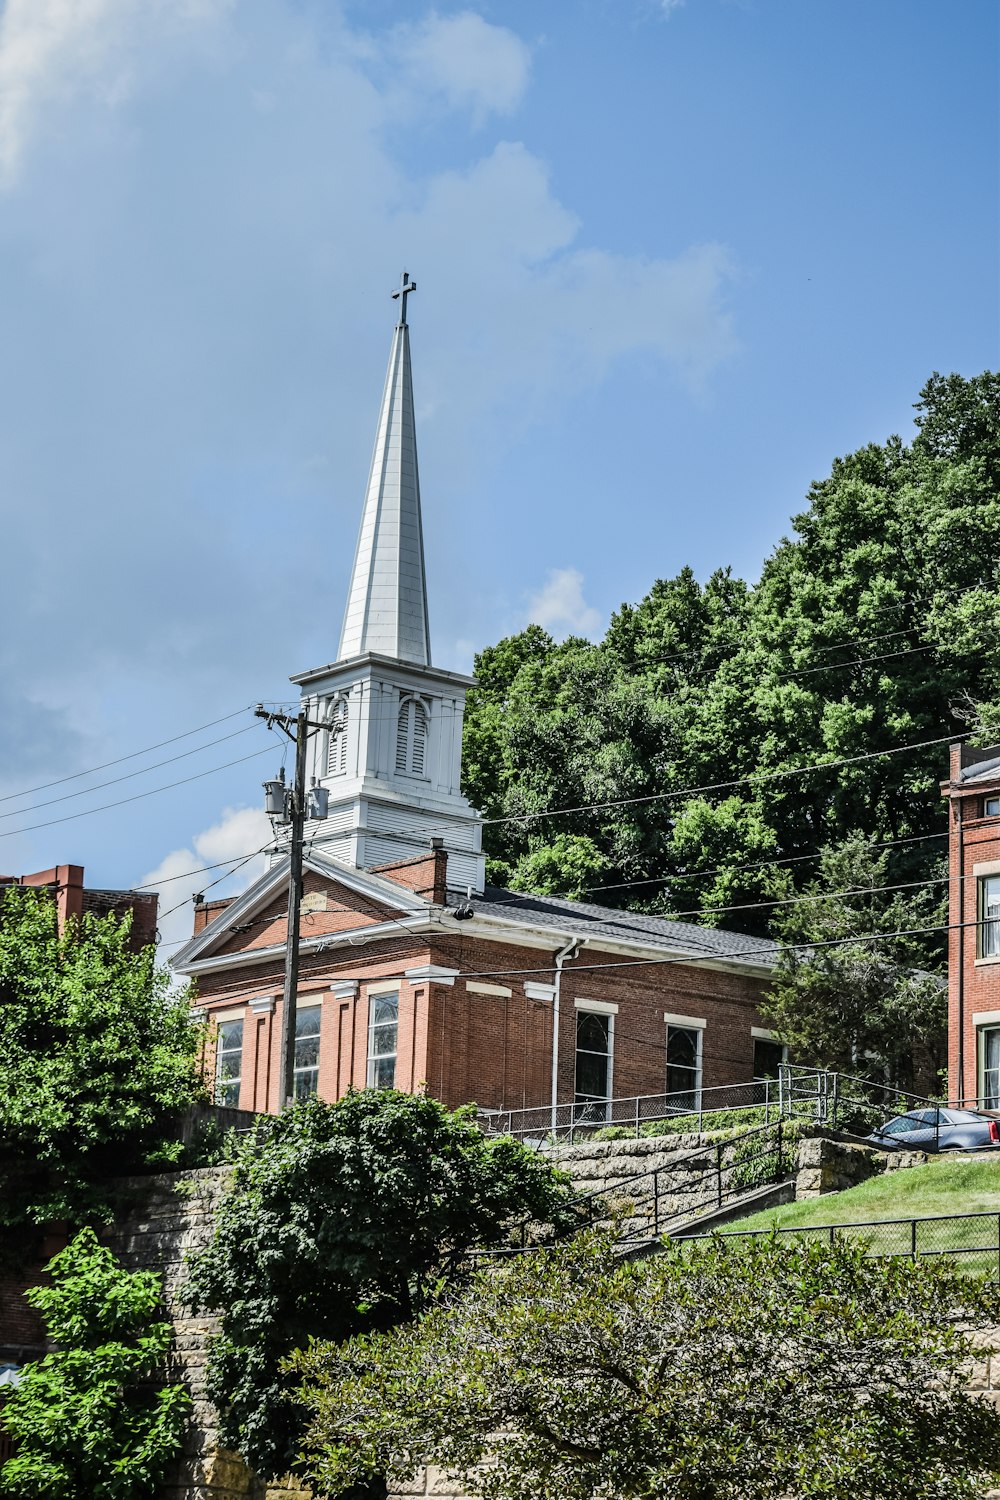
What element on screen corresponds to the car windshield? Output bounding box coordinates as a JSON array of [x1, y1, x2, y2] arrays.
[[878, 1115, 923, 1136]]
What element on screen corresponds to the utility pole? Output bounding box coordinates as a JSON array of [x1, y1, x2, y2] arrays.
[[256, 705, 328, 1108]]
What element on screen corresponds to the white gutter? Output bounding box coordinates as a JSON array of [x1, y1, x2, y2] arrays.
[[551, 938, 583, 1132]]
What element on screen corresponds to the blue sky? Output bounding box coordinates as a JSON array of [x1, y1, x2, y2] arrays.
[[0, 0, 995, 955]]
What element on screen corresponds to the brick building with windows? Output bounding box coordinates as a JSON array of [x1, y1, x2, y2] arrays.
[[173, 275, 780, 1121], [943, 741, 1000, 1108]]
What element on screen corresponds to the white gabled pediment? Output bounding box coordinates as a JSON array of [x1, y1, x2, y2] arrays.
[[169, 849, 430, 971]]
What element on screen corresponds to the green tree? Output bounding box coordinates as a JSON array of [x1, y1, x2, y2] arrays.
[[0, 1228, 190, 1500], [762, 837, 948, 1089], [292, 1229, 1000, 1500], [186, 1090, 576, 1481], [0, 887, 203, 1232], [461, 372, 1000, 950]]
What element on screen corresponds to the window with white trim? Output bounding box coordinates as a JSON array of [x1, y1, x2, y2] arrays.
[[982, 1027, 1000, 1109], [293, 1006, 321, 1100], [575, 1010, 613, 1117], [979, 875, 1000, 958], [753, 1037, 787, 1080], [986, 797, 1000, 817], [367, 992, 399, 1088], [666, 1025, 702, 1110], [215, 1018, 243, 1108], [395, 697, 428, 777], [326, 697, 349, 776]]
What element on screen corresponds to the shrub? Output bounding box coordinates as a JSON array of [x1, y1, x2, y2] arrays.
[[0, 1229, 189, 1500]]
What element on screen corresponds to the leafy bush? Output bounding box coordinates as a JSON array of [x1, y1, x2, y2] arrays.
[[187, 1090, 576, 1480], [292, 1228, 1000, 1500], [0, 887, 204, 1234], [0, 1228, 189, 1499]]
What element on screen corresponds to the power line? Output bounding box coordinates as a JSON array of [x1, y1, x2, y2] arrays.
[[0, 744, 277, 841], [0, 706, 255, 805], [378, 725, 979, 846], [0, 723, 258, 822]]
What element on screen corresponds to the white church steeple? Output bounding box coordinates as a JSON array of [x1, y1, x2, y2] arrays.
[[289, 273, 486, 893], [339, 273, 431, 667]]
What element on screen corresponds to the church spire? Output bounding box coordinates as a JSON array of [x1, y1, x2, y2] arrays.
[[338, 271, 431, 667]]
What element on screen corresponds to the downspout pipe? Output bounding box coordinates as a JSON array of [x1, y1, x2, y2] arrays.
[[551, 938, 583, 1133]]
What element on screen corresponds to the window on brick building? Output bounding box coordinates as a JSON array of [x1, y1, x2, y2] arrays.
[[367, 992, 398, 1088], [981, 1028, 1000, 1109], [575, 1009, 613, 1119], [215, 1018, 243, 1108], [986, 797, 1000, 817], [753, 1036, 787, 1080], [978, 875, 1000, 958], [326, 698, 349, 776], [293, 1006, 322, 1099], [666, 1025, 702, 1111], [395, 698, 428, 777]]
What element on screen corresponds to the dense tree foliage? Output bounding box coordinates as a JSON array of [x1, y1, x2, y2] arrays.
[[0, 1229, 190, 1500], [761, 837, 947, 1087], [292, 1229, 1000, 1500], [0, 887, 203, 1232], [464, 373, 1000, 952], [186, 1090, 576, 1481]]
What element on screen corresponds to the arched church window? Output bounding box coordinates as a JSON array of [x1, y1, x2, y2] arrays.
[[395, 697, 428, 777], [326, 697, 349, 776]]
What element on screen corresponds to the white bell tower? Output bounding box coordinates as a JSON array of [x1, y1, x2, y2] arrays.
[[288, 273, 486, 893]]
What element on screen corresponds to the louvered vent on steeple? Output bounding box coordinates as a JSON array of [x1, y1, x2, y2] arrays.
[[395, 697, 427, 777]]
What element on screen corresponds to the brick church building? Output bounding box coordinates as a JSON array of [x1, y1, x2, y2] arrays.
[[172, 276, 778, 1123]]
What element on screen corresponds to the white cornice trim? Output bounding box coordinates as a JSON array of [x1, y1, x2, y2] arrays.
[[175, 913, 433, 976], [405, 964, 460, 986]]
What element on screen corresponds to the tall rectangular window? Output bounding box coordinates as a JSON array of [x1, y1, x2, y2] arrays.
[[753, 1037, 787, 1080], [215, 1018, 243, 1108], [575, 1010, 612, 1116], [982, 1028, 1000, 1109], [979, 876, 1000, 958], [367, 993, 398, 1088], [666, 1025, 702, 1110], [293, 1006, 322, 1100]]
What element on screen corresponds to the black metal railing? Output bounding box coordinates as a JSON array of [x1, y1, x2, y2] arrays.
[[478, 1065, 952, 1148], [489, 1118, 796, 1257], [676, 1210, 1000, 1280]]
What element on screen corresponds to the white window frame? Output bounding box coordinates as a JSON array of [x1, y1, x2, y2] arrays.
[[986, 797, 1000, 817], [573, 1002, 615, 1118], [664, 1018, 704, 1111], [325, 697, 349, 776], [292, 1003, 322, 1100], [215, 1017, 244, 1108], [751, 1027, 788, 1081], [395, 696, 429, 778], [367, 989, 399, 1089], [979, 874, 1000, 959], [980, 1025, 1000, 1110]]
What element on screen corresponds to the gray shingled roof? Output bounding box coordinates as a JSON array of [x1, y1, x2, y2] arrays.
[[462, 885, 776, 969]]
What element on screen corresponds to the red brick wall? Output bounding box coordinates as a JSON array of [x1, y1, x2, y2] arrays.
[[191, 917, 770, 1115], [946, 757, 1000, 1105]]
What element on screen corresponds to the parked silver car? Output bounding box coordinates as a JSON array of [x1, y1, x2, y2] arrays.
[[866, 1107, 1000, 1153]]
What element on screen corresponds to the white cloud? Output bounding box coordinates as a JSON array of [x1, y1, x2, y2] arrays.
[[526, 568, 602, 638], [0, 0, 232, 185], [141, 804, 271, 965], [660, 0, 686, 15], [392, 10, 531, 119]]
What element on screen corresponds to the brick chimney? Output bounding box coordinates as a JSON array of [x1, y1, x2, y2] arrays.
[[372, 841, 449, 904]]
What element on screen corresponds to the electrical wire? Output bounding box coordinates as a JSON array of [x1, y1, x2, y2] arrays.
[[0, 706, 256, 805], [0, 743, 277, 841], [0, 723, 258, 821]]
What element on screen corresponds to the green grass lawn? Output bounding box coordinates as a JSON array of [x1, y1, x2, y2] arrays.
[[704, 1155, 1000, 1276]]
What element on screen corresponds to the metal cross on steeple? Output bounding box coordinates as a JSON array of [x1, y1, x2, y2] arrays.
[[391, 270, 416, 325]]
